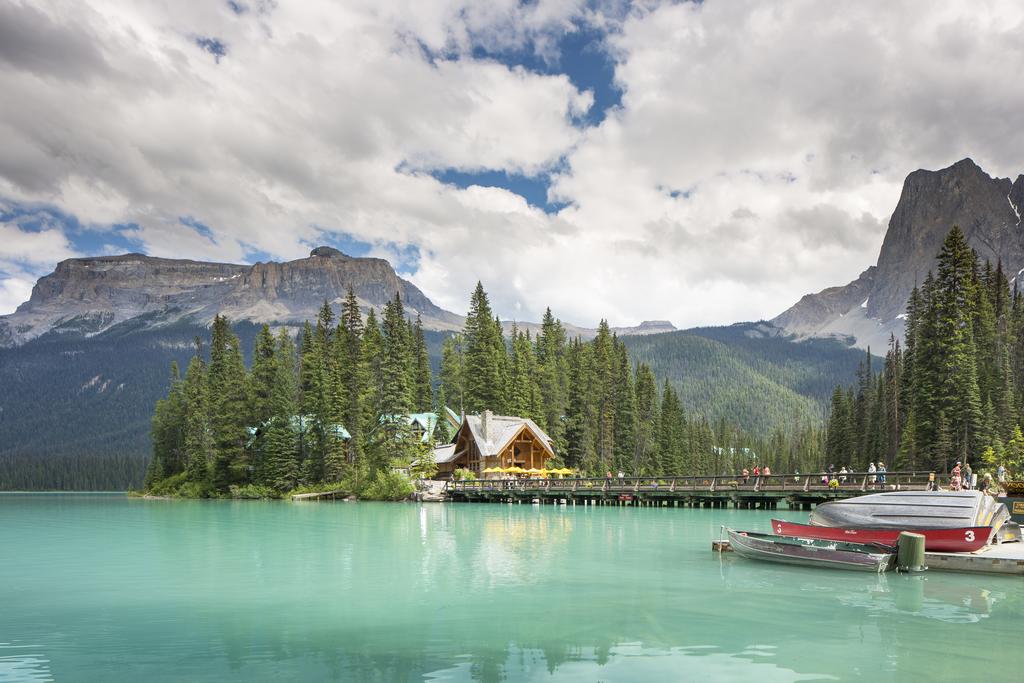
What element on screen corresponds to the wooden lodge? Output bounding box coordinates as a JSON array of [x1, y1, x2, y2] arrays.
[[435, 410, 555, 478]]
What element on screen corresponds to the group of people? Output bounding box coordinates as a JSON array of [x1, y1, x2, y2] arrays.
[[948, 461, 975, 491], [819, 462, 887, 487], [739, 465, 771, 483]]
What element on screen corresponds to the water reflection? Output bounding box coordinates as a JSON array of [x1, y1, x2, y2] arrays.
[[2, 496, 1022, 682], [0, 643, 53, 682]]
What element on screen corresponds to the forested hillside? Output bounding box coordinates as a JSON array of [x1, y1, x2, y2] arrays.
[[0, 318, 447, 489], [622, 323, 875, 435], [145, 283, 837, 499], [1, 286, 874, 490]]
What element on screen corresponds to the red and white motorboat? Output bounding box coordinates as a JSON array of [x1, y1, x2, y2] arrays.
[[770, 518, 994, 552], [772, 490, 1013, 553]]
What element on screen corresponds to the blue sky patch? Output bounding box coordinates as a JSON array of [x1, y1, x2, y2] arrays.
[[194, 36, 227, 63], [0, 201, 143, 261], [430, 168, 570, 213], [467, 21, 621, 127], [410, 18, 617, 214], [307, 231, 421, 274]]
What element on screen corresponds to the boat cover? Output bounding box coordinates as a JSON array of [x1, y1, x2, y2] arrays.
[[809, 491, 1010, 530]]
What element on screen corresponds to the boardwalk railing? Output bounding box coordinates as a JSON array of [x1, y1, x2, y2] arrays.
[[445, 471, 934, 496]]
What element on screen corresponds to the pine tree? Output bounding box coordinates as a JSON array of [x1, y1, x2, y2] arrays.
[[535, 308, 568, 451], [657, 381, 685, 474], [146, 362, 185, 487], [339, 288, 365, 463], [563, 338, 595, 471], [590, 321, 616, 472], [933, 226, 984, 463], [380, 293, 412, 416], [613, 342, 637, 474], [250, 324, 277, 427], [412, 315, 433, 412], [262, 329, 300, 491], [207, 316, 249, 490], [182, 346, 213, 485], [463, 283, 505, 413], [439, 334, 465, 415], [633, 363, 659, 475]]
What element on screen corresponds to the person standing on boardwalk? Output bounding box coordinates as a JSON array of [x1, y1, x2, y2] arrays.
[[963, 462, 973, 490], [950, 462, 962, 491], [763, 465, 771, 477], [752, 465, 760, 478], [876, 462, 886, 487], [997, 464, 1007, 484], [868, 462, 876, 489], [741, 467, 749, 483]]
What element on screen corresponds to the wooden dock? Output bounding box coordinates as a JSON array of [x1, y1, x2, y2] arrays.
[[446, 471, 934, 510], [924, 543, 1024, 576], [291, 489, 347, 501]]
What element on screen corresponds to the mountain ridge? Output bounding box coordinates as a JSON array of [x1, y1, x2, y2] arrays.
[[0, 248, 677, 347], [774, 158, 1024, 349]]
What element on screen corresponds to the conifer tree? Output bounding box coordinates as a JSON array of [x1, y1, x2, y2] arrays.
[[633, 363, 659, 475], [412, 315, 433, 412], [439, 334, 465, 415], [262, 329, 300, 491], [933, 226, 984, 461], [249, 324, 277, 427], [463, 283, 505, 413], [207, 315, 249, 490], [535, 308, 568, 450], [657, 381, 685, 474], [339, 288, 365, 463], [563, 338, 595, 471], [182, 345, 213, 485], [146, 362, 185, 487], [613, 342, 637, 474]]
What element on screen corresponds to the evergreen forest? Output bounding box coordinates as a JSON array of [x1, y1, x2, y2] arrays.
[[824, 226, 1024, 478], [144, 283, 828, 499]]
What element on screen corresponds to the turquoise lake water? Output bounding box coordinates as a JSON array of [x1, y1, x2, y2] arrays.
[[1, 494, 1021, 682]]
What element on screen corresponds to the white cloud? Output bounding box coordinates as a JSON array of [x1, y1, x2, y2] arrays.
[[0, 216, 80, 266], [1, 0, 1023, 326], [0, 274, 35, 315]]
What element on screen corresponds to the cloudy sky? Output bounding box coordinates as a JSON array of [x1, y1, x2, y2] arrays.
[[2, 0, 1023, 327]]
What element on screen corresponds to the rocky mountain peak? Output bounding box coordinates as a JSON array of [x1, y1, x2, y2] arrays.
[[309, 246, 350, 259], [774, 158, 1024, 349], [0, 249, 462, 347]]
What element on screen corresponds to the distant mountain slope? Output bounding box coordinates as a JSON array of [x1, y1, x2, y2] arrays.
[[0, 318, 450, 488], [0, 247, 464, 347], [0, 246, 675, 348], [621, 322, 875, 435], [774, 158, 1024, 348]]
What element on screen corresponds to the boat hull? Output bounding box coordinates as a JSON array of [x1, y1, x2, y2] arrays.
[[771, 519, 994, 552], [809, 491, 1009, 532], [726, 528, 893, 572]]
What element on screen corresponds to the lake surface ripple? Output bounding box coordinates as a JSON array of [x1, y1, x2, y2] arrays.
[[1, 494, 1020, 682]]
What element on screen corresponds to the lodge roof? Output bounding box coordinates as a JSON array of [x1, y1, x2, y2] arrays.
[[380, 412, 439, 443], [433, 443, 458, 463], [462, 412, 555, 457]]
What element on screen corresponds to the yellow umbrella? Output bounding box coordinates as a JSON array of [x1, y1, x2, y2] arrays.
[[482, 467, 501, 473], [505, 466, 525, 474], [526, 468, 543, 476], [553, 468, 574, 475]]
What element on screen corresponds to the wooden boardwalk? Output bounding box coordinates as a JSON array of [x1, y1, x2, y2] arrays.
[[446, 471, 934, 509], [291, 489, 347, 501]]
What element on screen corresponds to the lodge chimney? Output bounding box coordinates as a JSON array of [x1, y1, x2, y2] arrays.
[[481, 410, 492, 441]]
